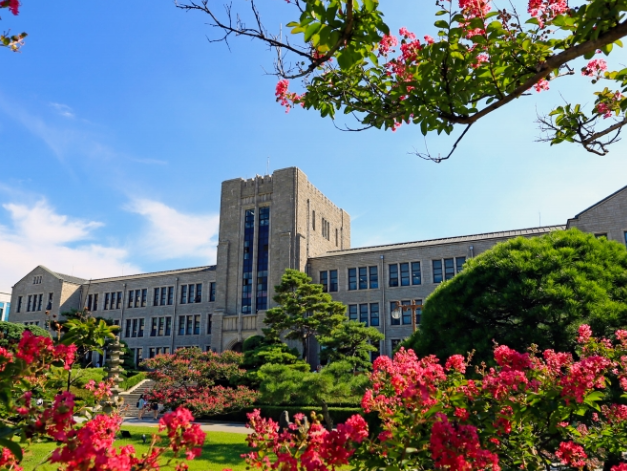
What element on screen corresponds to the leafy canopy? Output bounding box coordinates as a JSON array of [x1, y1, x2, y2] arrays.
[[180, 0, 627, 159], [404, 229, 627, 365]]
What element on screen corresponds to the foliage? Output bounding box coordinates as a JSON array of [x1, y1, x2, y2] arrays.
[[318, 320, 384, 371], [0, 330, 207, 470], [0, 321, 50, 348], [143, 347, 258, 417], [59, 310, 119, 359], [121, 371, 147, 391], [404, 229, 627, 366], [210, 405, 365, 425], [119, 339, 136, 371], [264, 269, 347, 360], [257, 361, 368, 429], [181, 0, 627, 159], [0, 0, 26, 52], [243, 326, 627, 471], [45, 367, 106, 393], [242, 335, 308, 387]]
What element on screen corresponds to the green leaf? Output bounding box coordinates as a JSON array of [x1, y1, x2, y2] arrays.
[[0, 438, 22, 462], [434, 20, 449, 29], [362, 0, 375, 12], [304, 22, 322, 43]]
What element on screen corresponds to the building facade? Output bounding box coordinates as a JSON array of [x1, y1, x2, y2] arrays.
[[0, 292, 10, 322], [9, 167, 627, 363]]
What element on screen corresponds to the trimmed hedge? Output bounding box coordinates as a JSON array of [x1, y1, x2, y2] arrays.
[[121, 372, 147, 391]]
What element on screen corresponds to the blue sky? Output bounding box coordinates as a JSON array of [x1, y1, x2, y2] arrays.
[[0, 1, 626, 292]]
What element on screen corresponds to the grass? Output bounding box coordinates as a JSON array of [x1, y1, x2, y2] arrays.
[[18, 427, 250, 471]]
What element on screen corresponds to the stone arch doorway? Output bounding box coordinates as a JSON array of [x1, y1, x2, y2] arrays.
[[225, 340, 243, 353]]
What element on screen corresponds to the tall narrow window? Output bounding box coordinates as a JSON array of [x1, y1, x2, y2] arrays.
[[47, 293, 53, 310], [186, 316, 193, 335], [136, 348, 143, 365], [444, 258, 455, 280], [369, 266, 378, 289], [207, 315, 212, 334], [153, 288, 159, 306], [456, 257, 466, 274], [125, 319, 131, 338], [180, 285, 188, 304], [188, 285, 195, 304], [348, 268, 357, 290], [320, 271, 328, 292], [128, 290, 135, 308], [312, 210, 316, 231], [624, 231, 627, 246], [209, 283, 215, 302], [116, 292, 122, 309], [330, 270, 338, 292], [151, 318, 157, 337], [17, 296, 22, 313], [138, 319, 145, 337], [168, 287, 174, 305], [194, 315, 201, 335], [134, 290, 141, 308], [256, 207, 270, 311], [389, 265, 399, 287], [400, 263, 410, 286], [359, 304, 369, 325], [160, 287, 167, 306], [402, 300, 412, 325], [432, 260, 443, 283], [132, 319, 138, 338], [178, 316, 185, 336], [165, 317, 172, 336], [104, 293, 110, 310], [335, 228, 338, 247], [158, 317, 165, 336], [141, 289, 147, 307], [87, 294, 93, 311], [91, 294, 97, 311], [242, 209, 255, 314], [415, 299, 423, 325], [348, 305, 358, 321], [359, 267, 368, 290], [411, 262, 422, 285], [37, 294, 43, 311], [370, 303, 380, 327], [26, 295, 32, 312], [195, 284, 202, 303]]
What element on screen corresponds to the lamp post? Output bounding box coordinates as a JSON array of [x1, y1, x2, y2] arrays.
[[390, 301, 423, 332]]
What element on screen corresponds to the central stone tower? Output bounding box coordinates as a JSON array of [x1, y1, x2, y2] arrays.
[[211, 167, 350, 351]]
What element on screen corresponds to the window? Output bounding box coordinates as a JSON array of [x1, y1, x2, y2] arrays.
[[256, 207, 270, 311], [370, 341, 381, 362], [400, 263, 410, 286], [321, 218, 330, 240], [209, 283, 216, 302], [390, 300, 422, 326], [154, 286, 174, 306], [359, 267, 368, 290], [348, 268, 357, 290], [369, 266, 378, 289], [37, 294, 43, 311], [432, 260, 443, 283], [181, 285, 187, 304], [242, 209, 254, 314], [180, 284, 202, 304], [104, 293, 110, 310], [370, 303, 380, 327], [128, 290, 135, 308], [329, 270, 338, 292], [27, 295, 32, 312], [389, 264, 399, 287], [348, 305, 358, 321], [207, 315, 212, 334], [24, 321, 40, 326], [312, 210, 316, 231], [178, 315, 200, 336], [335, 228, 338, 247], [595, 233, 608, 239], [33, 275, 42, 285], [433, 257, 465, 283], [349, 266, 378, 290], [135, 347, 143, 365], [349, 304, 380, 327], [456, 256, 466, 274], [150, 317, 171, 337], [141, 289, 147, 307], [320, 271, 328, 292], [625, 231, 627, 246], [125, 318, 144, 338], [17, 296, 22, 313], [390, 339, 402, 351], [134, 289, 141, 308], [411, 262, 421, 285], [46, 293, 53, 310], [87, 294, 94, 311]]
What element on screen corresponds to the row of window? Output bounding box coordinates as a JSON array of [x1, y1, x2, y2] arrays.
[[85, 283, 216, 312], [123, 314, 213, 338], [320, 258, 466, 293], [241, 207, 270, 314], [33, 275, 42, 285], [16, 293, 53, 313], [345, 300, 422, 327]]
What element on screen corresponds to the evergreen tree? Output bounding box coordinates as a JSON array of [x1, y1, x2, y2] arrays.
[[318, 320, 384, 371], [263, 269, 347, 360]]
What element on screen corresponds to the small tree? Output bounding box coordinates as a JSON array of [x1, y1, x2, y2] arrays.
[[318, 320, 384, 371], [264, 269, 347, 360], [405, 229, 627, 365], [143, 347, 258, 417]]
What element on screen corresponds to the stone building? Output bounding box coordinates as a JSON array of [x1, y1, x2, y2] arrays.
[[8, 167, 627, 363]]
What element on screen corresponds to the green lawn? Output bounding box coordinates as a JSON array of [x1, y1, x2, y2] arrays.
[[19, 426, 250, 471]]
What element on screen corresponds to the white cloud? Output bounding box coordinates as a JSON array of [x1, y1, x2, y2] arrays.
[[0, 200, 139, 291], [127, 199, 219, 263], [49, 102, 75, 118]]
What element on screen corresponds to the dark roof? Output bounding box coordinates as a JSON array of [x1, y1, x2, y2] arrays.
[[36, 266, 87, 285], [569, 183, 627, 221], [87, 265, 216, 284], [312, 225, 565, 258]]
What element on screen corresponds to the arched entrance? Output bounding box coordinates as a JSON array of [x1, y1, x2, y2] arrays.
[[225, 340, 243, 353]]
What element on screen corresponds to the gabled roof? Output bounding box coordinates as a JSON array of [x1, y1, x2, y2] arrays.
[[87, 265, 216, 284], [311, 225, 565, 258], [568, 183, 627, 221], [12, 265, 87, 288]]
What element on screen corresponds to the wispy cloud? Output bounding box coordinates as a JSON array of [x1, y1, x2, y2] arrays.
[[0, 200, 139, 291], [49, 102, 75, 118], [126, 199, 219, 263]]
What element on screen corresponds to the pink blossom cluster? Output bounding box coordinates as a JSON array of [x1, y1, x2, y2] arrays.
[[555, 441, 588, 469], [0, 0, 19, 15], [459, 0, 491, 19], [17, 330, 77, 370], [595, 91, 623, 118], [159, 407, 206, 460], [85, 379, 114, 401], [582, 58, 608, 77], [275, 80, 304, 113], [528, 0, 569, 27]]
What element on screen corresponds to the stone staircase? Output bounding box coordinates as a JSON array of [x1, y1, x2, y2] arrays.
[[119, 379, 156, 417]]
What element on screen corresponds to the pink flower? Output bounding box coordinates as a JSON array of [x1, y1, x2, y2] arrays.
[[379, 34, 399, 56], [534, 79, 550, 92], [424, 35, 435, 44], [555, 441, 587, 469], [578, 324, 593, 344], [582, 58, 608, 76], [445, 354, 467, 373]]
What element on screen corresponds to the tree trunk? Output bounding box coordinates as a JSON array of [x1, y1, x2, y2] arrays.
[[320, 400, 333, 431]]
